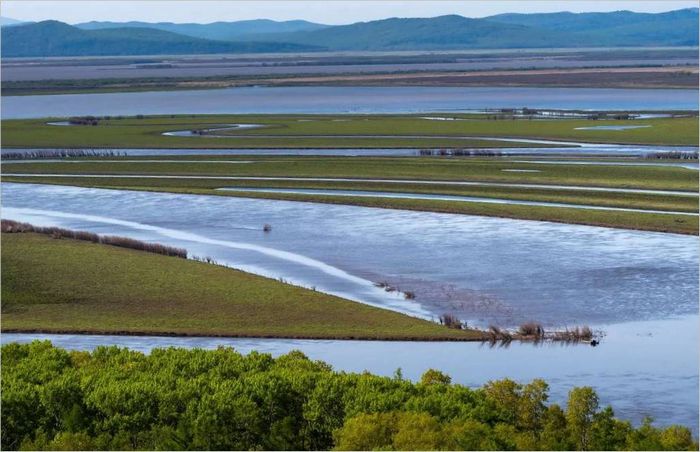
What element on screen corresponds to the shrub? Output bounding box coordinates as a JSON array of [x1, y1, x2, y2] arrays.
[[1, 220, 186, 259], [439, 314, 463, 330], [518, 322, 545, 338], [2, 149, 125, 160]]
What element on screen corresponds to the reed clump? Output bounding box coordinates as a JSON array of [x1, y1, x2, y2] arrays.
[[1, 220, 187, 258], [439, 314, 464, 330], [644, 151, 698, 160], [2, 149, 126, 160], [68, 116, 100, 126], [487, 325, 512, 342], [552, 326, 594, 342], [518, 321, 545, 338], [419, 149, 504, 157]]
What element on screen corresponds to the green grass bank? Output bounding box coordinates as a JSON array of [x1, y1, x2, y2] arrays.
[[1, 232, 480, 340], [2, 114, 697, 148]]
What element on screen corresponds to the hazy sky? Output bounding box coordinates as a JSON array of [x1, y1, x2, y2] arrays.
[[3, 1, 696, 24]]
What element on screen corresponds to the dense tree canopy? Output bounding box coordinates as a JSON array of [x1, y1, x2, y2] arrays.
[[1, 341, 696, 451]]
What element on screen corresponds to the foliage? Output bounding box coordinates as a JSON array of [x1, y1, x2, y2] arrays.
[[2, 342, 696, 451]]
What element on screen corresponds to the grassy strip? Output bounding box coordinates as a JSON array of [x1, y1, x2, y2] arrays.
[[117, 187, 700, 235], [2, 114, 697, 148], [2, 65, 698, 95], [1, 233, 482, 340], [6, 155, 698, 190], [3, 174, 696, 213], [4, 179, 697, 234]]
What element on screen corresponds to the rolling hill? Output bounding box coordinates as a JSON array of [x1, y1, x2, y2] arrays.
[[2, 8, 697, 57], [242, 9, 698, 50], [75, 19, 328, 41], [1, 20, 321, 57], [240, 15, 558, 50], [0, 16, 28, 27], [485, 8, 699, 47]]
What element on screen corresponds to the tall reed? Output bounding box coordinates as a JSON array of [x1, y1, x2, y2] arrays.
[[1, 220, 187, 258]]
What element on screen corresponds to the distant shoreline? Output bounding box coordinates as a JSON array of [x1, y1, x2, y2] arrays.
[[4, 65, 698, 96]]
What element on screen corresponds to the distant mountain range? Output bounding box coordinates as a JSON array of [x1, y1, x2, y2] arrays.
[[1, 20, 320, 57], [74, 19, 328, 40], [0, 16, 26, 27], [2, 8, 697, 57]]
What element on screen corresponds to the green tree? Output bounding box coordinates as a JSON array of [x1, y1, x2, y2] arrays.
[[420, 369, 452, 385], [483, 379, 521, 424], [518, 379, 549, 431], [566, 387, 599, 450], [392, 412, 443, 450], [589, 406, 631, 450], [540, 404, 572, 450], [443, 419, 498, 451], [333, 412, 395, 450], [659, 425, 697, 451]]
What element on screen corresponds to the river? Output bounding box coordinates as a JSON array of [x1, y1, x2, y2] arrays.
[[3, 86, 698, 119], [2, 180, 698, 431]]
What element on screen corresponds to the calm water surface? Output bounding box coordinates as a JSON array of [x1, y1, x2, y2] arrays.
[[3, 86, 698, 119]]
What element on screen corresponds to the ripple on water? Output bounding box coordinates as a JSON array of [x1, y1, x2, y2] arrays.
[[1, 183, 696, 327]]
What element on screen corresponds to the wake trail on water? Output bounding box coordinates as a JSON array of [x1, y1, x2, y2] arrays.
[[2, 206, 433, 319]]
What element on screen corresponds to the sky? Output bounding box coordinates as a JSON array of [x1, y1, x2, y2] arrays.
[[2, 0, 697, 24]]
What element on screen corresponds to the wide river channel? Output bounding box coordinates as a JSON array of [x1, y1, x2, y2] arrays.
[[3, 86, 698, 118], [1, 182, 698, 430]]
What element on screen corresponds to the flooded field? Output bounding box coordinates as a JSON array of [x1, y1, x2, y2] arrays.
[[216, 186, 697, 215], [4, 143, 699, 158], [3, 183, 696, 327], [5, 173, 695, 195], [3, 86, 698, 119]]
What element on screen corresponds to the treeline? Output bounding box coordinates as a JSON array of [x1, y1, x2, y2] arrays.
[[2, 342, 696, 451], [1, 220, 187, 259]]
